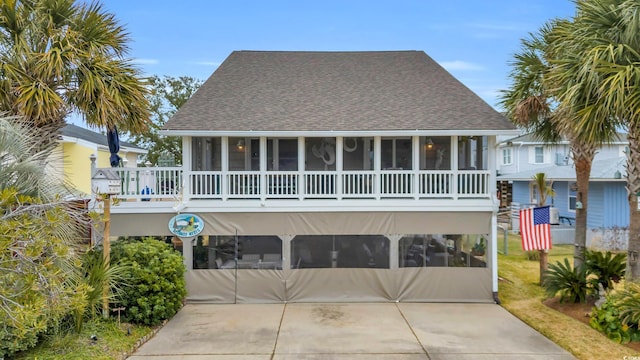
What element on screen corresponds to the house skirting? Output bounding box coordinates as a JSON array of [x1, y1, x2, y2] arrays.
[[111, 211, 495, 303]]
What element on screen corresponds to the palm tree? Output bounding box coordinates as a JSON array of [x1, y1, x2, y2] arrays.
[[0, 115, 87, 356], [547, 0, 640, 280], [0, 0, 150, 151], [0, 114, 71, 200], [499, 21, 601, 270]]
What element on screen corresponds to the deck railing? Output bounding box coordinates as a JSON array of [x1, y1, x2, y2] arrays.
[[103, 167, 491, 202]]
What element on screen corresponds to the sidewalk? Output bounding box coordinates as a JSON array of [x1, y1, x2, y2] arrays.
[[128, 303, 575, 359]]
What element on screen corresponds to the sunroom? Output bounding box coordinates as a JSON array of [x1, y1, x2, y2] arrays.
[[115, 134, 491, 202]]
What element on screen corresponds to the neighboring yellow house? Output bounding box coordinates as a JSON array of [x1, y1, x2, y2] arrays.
[[51, 124, 147, 196]]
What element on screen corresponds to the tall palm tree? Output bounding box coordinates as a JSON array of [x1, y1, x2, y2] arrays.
[[548, 0, 640, 280], [0, 0, 150, 151], [499, 21, 601, 270]]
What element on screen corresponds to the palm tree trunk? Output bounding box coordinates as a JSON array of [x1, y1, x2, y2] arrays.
[[626, 125, 640, 280], [572, 145, 596, 269], [19, 114, 67, 155], [539, 249, 548, 284]]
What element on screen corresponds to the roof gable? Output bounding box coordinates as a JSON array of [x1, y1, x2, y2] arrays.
[[164, 51, 515, 132]]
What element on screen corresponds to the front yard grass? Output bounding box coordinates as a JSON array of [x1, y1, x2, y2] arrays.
[[498, 233, 636, 359], [11, 319, 153, 360]]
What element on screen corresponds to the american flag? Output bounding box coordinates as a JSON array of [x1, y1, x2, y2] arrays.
[[519, 206, 552, 251]]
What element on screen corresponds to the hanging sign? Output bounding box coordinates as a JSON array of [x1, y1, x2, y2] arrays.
[[168, 213, 204, 237]]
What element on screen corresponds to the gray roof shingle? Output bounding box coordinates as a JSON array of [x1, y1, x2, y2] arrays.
[[61, 124, 144, 151], [164, 51, 515, 132], [497, 157, 627, 181]]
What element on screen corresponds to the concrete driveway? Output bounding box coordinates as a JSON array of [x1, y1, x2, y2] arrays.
[[128, 303, 575, 359]]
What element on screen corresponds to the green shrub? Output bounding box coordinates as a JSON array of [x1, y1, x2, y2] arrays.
[[525, 250, 540, 261], [69, 249, 129, 332], [584, 250, 626, 291], [543, 259, 595, 303], [616, 282, 640, 329], [110, 238, 186, 325], [590, 295, 640, 344]]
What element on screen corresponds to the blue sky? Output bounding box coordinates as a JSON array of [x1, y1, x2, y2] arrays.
[[100, 0, 575, 111]]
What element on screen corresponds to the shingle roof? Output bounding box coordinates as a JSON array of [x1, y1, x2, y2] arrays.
[[497, 157, 627, 181], [500, 132, 628, 145], [164, 51, 515, 132], [61, 124, 145, 152]]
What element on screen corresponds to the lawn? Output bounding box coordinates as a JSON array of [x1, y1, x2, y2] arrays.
[[498, 233, 637, 359], [11, 320, 154, 360]]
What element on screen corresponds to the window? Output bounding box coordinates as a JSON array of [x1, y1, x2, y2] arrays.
[[398, 234, 487, 268], [191, 137, 221, 171], [502, 148, 512, 165], [534, 146, 544, 164], [291, 235, 389, 269], [193, 235, 282, 270], [381, 137, 412, 170], [530, 185, 539, 205], [568, 182, 577, 211]]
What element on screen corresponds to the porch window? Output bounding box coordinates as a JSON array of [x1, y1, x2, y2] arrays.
[[381, 137, 412, 170], [306, 137, 336, 171], [342, 137, 374, 170], [457, 136, 487, 170], [228, 137, 260, 171], [399, 234, 487, 268], [267, 138, 298, 171], [191, 137, 221, 171], [291, 235, 389, 269], [420, 136, 451, 170], [193, 235, 282, 270]]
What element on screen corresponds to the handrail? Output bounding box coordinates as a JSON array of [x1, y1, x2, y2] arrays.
[[100, 167, 492, 202]]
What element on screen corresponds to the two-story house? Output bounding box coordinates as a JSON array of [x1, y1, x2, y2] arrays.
[[101, 51, 518, 303], [497, 133, 629, 250]]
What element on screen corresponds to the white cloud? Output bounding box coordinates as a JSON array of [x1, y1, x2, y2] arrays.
[[132, 58, 159, 65], [439, 60, 485, 71]]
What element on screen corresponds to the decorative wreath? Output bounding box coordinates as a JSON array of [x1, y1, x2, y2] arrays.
[[344, 137, 358, 152]]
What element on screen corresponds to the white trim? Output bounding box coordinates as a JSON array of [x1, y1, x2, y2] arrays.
[[105, 198, 497, 214], [160, 129, 520, 137], [60, 136, 147, 154]]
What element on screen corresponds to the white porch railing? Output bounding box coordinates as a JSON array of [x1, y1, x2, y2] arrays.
[[103, 167, 491, 202], [113, 167, 183, 201]]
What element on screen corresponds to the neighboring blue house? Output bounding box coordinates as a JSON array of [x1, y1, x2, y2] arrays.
[[497, 133, 629, 250]]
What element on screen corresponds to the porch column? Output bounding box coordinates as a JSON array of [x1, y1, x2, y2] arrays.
[[298, 137, 305, 200], [336, 136, 343, 200], [181, 236, 194, 270], [260, 137, 267, 202], [412, 136, 420, 200], [280, 234, 294, 270], [221, 137, 229, 201], [386, 234, 401, 269], [487, 136, 497, 200], [182, 137, 191, 201], [374, 136, 381, 200], [451, 136, 458, 199]]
